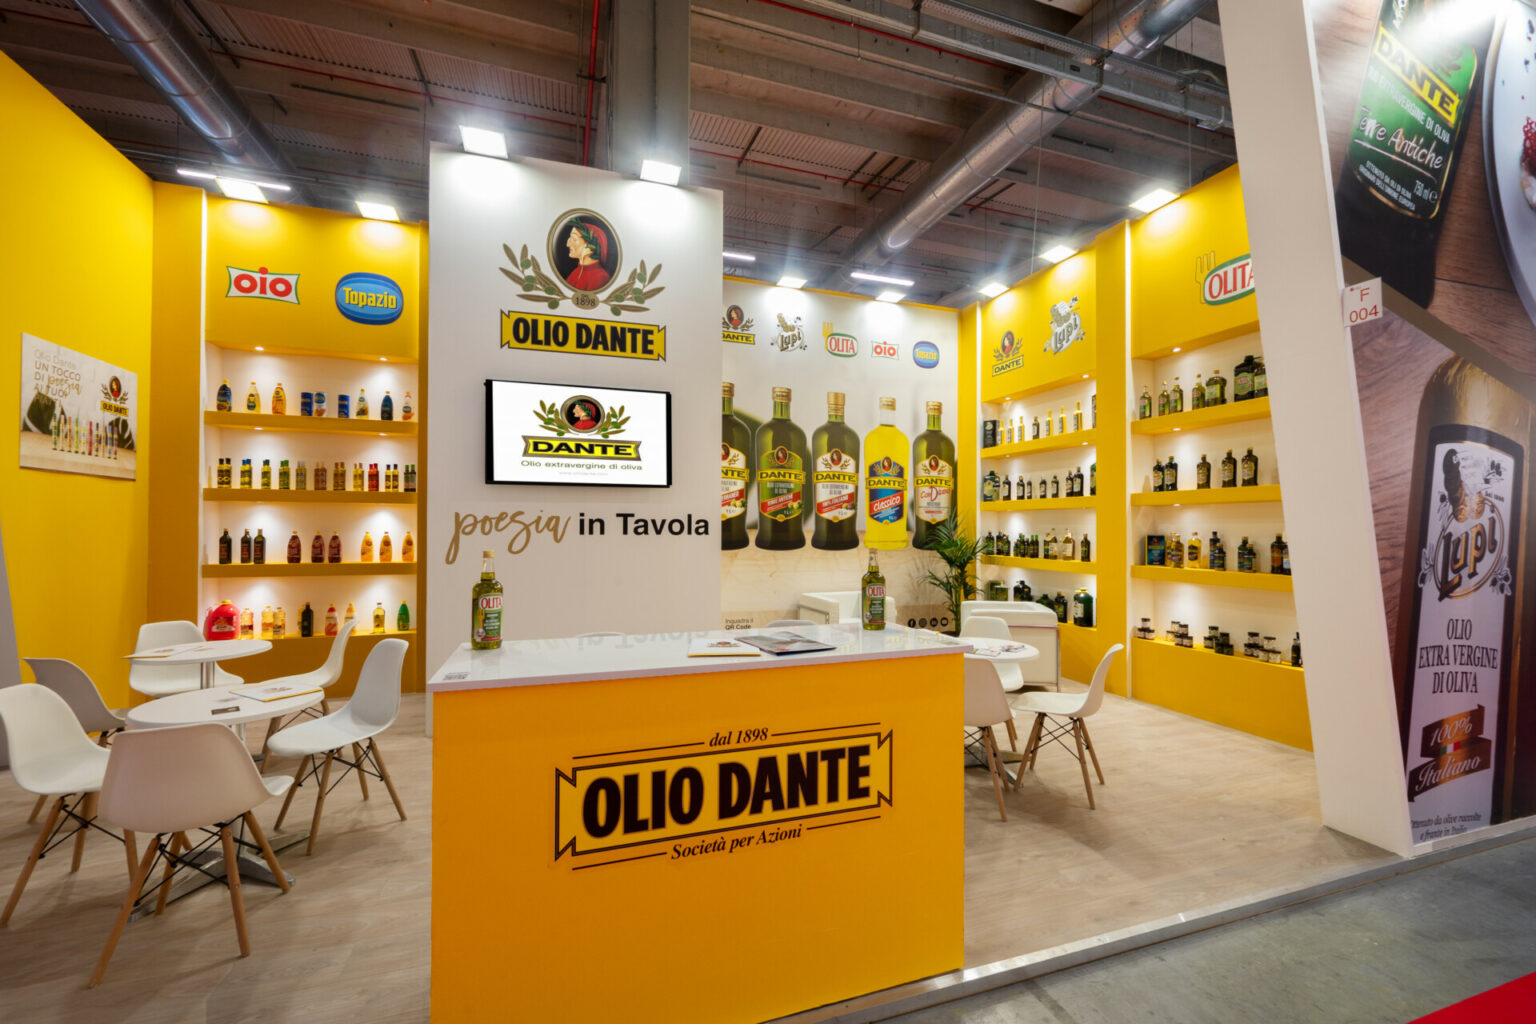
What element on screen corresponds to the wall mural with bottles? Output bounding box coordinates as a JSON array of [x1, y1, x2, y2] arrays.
[[719, 280, 959, 630]]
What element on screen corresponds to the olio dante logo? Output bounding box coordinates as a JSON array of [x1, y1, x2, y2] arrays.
[[913, 341, 940, 368], [226, 265, 298, 304], [501, 208, 664, 314], [991, 330, 1023, 377], [823, 322, 857, 357], [1198, 252, 1255, 306], [721, 304, 755, 345], [335, 272, 404, 325], [1419, 448, 1513, 602], [1044, 297, 1085, 355], [522, 394, 641, 461]]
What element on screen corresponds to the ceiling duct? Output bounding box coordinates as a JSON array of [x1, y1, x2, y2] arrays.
[[73, 0, 297, 177], [832, 0, 1216, 279]]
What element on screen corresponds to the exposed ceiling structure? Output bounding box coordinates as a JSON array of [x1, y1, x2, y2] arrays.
[[0, 0, 1235, 306]]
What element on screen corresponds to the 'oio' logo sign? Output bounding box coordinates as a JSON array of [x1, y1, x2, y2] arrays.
[[227, 265, 299, 304]]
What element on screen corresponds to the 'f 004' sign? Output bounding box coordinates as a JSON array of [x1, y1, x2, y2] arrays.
[[555, 730, 892, 865]]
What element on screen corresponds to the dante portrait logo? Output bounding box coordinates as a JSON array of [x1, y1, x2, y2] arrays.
[[990, 330, 1023, 376], [523, 394, 640, 461], [501, 208, 664, 314], [721, 304, 756, 344]]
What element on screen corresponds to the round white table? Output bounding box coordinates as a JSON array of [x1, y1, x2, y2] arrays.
[[961, 636, 1040, 664], [124, 638, 272, 689], [125, 683, 323, 729]]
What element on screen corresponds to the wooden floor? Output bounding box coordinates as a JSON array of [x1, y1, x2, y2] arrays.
[[0, 691, 1395, 1022]]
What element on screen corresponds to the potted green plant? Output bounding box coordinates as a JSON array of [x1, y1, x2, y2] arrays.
[[920, 508, 981, 634]]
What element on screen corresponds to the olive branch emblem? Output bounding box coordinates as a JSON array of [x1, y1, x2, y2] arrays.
[[534, 401, 630, 438], [501, 243, 664, 315]]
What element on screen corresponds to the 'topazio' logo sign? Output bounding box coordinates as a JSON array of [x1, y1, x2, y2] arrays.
[[913, 341, 940, 368], [227, 265, 298, 304], [336, 272, 404, 325]]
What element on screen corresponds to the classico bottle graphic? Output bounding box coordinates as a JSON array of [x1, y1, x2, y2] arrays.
[[812, 392, 860, 550], [721, 383, 751, 550], [912, 401, 956, 550], [755, 387, 809, 550], [864, 397, 909, 550], [1396, 357, 1531, 837]]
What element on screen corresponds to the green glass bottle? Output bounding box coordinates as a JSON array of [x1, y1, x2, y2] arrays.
[[860, 548, 886, 630], [912, 401, 956, 549], [754, 387, 809, 550], [471, 548, 503, 649], [720, 382, 752, 550], [811, 391, 859, 550]]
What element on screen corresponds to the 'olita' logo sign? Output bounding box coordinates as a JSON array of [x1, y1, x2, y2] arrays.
[[335, 272, 404, 325], [478, 595, 503, 611], [1201, 254, 1255, 305], [823, 322, 857, 357], [227, 266, 299, 304]]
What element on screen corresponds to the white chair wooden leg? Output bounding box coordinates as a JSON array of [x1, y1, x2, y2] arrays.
[[90, 837, 160, 987], [1073, 719, 1095, 809], [275, 755, 310, 830], [352, 742, 370, 800], [981, 727, 1007, 821], [219, 826, 251, 956], [306, 752, 336, 856], [243, 812, 290, 895], [71, 792, 96, 872], [370, 740, 408, 821], [1079, 718, 1105, 784], [3, 796, 64, 926], [26, 794, 47, 824]]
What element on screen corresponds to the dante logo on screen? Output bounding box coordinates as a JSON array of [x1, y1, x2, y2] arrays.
[[912, 341, 940, 368], [522, 394, 641, 461], [335, 272, 404, 325], [823, 322, 857, 357], [226, 266, 299, 304], [1198, 252, 1255, 305]]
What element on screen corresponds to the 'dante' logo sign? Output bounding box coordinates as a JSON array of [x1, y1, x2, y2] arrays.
[[226, 265, 298, 304], [522, 394, 641, 461], [721, 304, 755, 345], [555, 730, 893, 865], [990, 330, 1022, 377]]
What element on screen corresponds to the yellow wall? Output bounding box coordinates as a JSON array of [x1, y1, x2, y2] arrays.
[[0, 53, 155, 705]]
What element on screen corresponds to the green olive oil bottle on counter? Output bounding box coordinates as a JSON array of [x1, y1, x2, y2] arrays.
[[720, 382, 752, 550], [912, 401, 956, 550], [811, 391, 859, 550], [755, 386, 809, 550], [861, 548, 886, 631], [471, 548, 503, 650]]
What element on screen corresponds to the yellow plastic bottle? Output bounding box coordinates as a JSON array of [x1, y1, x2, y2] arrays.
[[402, 530, 415, 562], [373, 601, 386, 634], [344, 601, 356, 627], [272, 382, 287, 415], [260, 605, 273, 638], [246, 381, 261, 413], [360, 530, 374, 562], [379, 531, 393, 562], [863, 396, 909, 550], [272, 606, 286, 639]]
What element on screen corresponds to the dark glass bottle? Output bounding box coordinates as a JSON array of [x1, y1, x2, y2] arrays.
[[1001, 474, 1012, 502], [1221, 449, 1237, 488], [1050, 474, 1060, 499], [912, 401, 956, 550], [1254, 356, 1269, 399], [1234, 355, 1256, 402], [252, 529, 266, 565], [1271, 534, 1286, 575], [755, 387, 809, 550], [300, 602, 314, 638], [1206, 369, 1227, 406], [811, 391, 859, 550], [1164, 455, 1178, 491], [1080, 533, 1091, 562], [1152, 457, 1165, 493], [240, 528, 251, 564], [1241, 447, 1259, 486], [218, 529, 232, 565], [1197, 453, 1211, 489]]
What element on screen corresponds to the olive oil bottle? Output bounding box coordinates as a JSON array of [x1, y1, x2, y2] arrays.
[[811, 392, 859, 550], [863, 397, 909, 550], [860, 549, 886, 630], [471, 548, 504, 649], [755, 387, 809, 550], [721, 383, 752, 550]]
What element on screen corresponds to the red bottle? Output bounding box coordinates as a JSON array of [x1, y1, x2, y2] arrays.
[[328, 531, 341, 563], [311, 531, 324, 563], [204, 598, 239, 641], [287, 531, 302, 564], [368, 463, 379, 492]]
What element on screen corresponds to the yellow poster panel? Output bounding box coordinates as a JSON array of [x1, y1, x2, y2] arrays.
[[205, 198, 421, 360], [980, 246, 1097, 403], [1129, 165, 1260, 358]]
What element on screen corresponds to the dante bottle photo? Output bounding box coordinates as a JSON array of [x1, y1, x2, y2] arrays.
[[720, 382, 752, 550], [755, 387, 809, 550], [811, 391, 859, 550]]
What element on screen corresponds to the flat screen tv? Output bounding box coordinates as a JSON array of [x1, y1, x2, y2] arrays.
[[485, 378, 672, 487]]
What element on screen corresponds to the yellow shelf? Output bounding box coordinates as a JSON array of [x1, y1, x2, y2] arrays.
[[982, 495, 1096, 512], [981, 555, 1097, 575], [1061, 621, 1097, 634], [1133, 636, 1301, 673], [202, 562, 417, 578], [1131, 321, 1258, 362], [1130, 637, 1309, 750], [1131, 485, 1282, 506], [982, 369, 1094, 404], [203, 488, 416, 504], [261, 628, 418, 644], [204, 411, 419, 437], [1129, 396, 1271, 436], [1131, 564, 1292, 591], [981, 428, 1097, 460]]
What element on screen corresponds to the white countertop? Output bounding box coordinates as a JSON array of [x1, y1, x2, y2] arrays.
[[426, 624, 972, 692]]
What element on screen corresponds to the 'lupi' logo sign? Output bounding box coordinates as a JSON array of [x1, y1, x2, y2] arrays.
[[522, 394, 640, 461], [1419, 447, 1512, 603], [1198, 252, 1255, 305], [227, 265, 298, 304], [1045, 297, 1085, 354]]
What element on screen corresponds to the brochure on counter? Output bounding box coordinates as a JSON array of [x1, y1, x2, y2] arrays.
[[686, 638, 765, 658], [231, 681, 323, 703], [734, 632, 837, 656]]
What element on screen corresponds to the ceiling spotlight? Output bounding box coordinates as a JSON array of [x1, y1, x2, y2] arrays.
[[176, 168, 217, 181], [1172, 346, 1183, 353], [875, 290, 905, 303], [639, 159, 682, 186], [1040, 244, 1077, 264], [978, 281, 1008, 299], [253, 346, 265, 352], [722, 250, 757, 263], [1131, 187, 1179, 213], [216, 178, 267, 203], [356, 201, 399, 222], [850, 270, 916, 287], [777, 275, 807, 289], [459, 125, 508, 159]]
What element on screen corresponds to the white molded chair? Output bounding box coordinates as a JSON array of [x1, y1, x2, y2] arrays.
[[90, 724, 293, 987], [964, 657, 1015, 821], [21, 658, 128, 825], [0, 685, 123, 927], [1013, 644, 1124, 809], [961, 615, 1026, 751], [795, 592, 900, 626], [268, 639, 408, 854], [258, 618, 356, 715], [128, 620, 242, 698], [960, 600, 1060, 690]]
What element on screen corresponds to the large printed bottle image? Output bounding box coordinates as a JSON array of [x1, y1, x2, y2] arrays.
[[755, 386, 809, 550], [811, 391, 859, 550], [1395, 356, 1531, 842], [720, 382, 751, 550], [864, 397, 909, 550], [912, 401, 956, 549], [1334, 0, 1492, 307]]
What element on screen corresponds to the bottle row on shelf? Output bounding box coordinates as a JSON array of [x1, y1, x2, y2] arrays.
[[1145, 531, 1290, 574], [982, 465, 1095, 502], [1137, 354, 1268, 419], [213, 459, 416, 492], [214, 599, 411, 639], [217, 379, 414, 421], [983, 529, 1092, 561], [218, 528, 416, 565], [1151, 450, 1259, 491], [1137, 619, 1301, 666], [983, 396, 1095, 447], [981, 579, 1094, 627]]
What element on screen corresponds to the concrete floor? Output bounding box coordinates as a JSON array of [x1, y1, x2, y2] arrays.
[[885, 833, 1536, 1024]]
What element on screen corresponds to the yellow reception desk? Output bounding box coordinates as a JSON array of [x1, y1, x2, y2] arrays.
[[428, 625, 967, 1023]]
